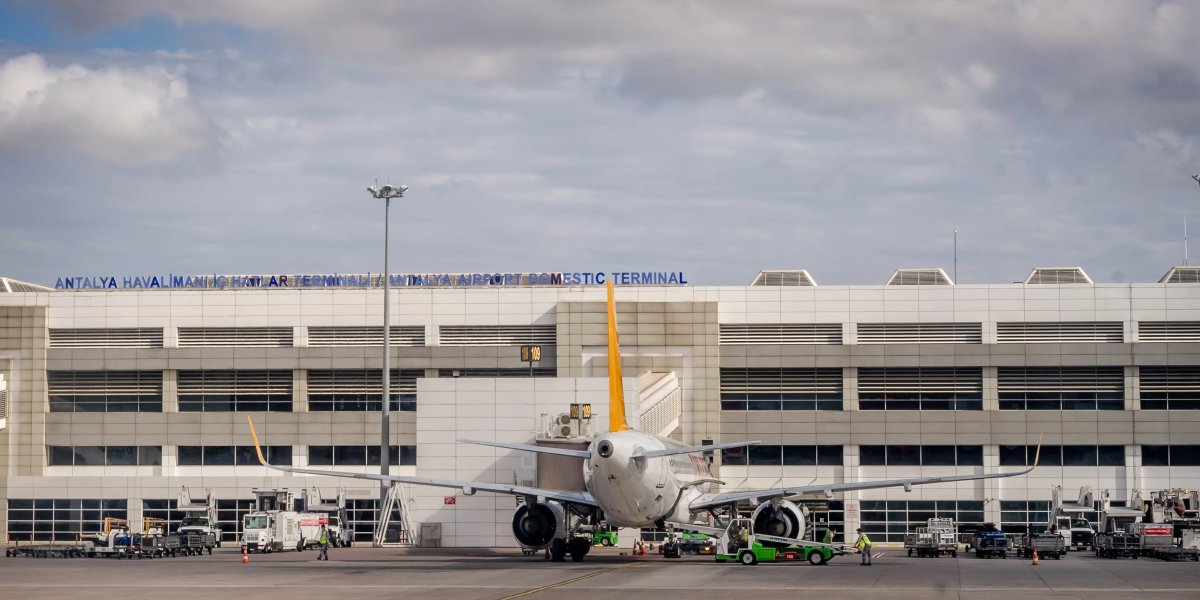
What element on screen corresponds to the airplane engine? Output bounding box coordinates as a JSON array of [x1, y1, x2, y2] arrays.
[[511, 502, 566, 548], [751, 499, 809, 542]]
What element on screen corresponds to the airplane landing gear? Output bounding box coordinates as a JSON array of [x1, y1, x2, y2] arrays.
[[550, 538, 568, 562], [568, 537, 590, 562]]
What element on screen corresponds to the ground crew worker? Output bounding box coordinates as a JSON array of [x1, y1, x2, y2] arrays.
[[739, 526, 749, 549], [854, 528, 872, 566], [317, 524, 329, 561], [823, 527, 835, 545]]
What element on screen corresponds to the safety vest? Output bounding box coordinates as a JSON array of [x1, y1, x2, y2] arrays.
[[856, 533, 871, 548], [319, 529, 328, 545], [823, 529, 833, 544]]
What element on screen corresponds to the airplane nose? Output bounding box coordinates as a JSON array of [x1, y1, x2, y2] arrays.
[[597, 440, 614, 458]]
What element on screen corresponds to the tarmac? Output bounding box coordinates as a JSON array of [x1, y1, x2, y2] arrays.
[[3, 546, 1200, 600]]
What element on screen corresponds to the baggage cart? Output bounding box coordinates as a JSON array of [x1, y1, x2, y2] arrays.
[[1015, 533, 1065, 559]]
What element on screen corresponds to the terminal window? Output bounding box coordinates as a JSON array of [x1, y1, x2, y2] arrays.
[[6, 498, 128, 542], [719, 368, 843, 411]]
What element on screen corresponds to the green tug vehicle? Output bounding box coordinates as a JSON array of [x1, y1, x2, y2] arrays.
[[712, 517, 853, 565]]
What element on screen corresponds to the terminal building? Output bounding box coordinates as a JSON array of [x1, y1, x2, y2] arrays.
[[2, 266, 1200, 547]]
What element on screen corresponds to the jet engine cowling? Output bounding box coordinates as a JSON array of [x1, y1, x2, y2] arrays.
[[511, 502, 566, 548], [751, 499, 809, 542]]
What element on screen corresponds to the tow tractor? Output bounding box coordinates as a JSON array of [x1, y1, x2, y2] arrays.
[[714, 517, 853, 565]]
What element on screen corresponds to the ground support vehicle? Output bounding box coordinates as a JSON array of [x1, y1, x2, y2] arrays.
[[242, 489, 305, 553], [904, 519, 958, 557], [1013, 533, 1065, 559], [305, 487, 351, 547], [972, 527, 1010, 559], [593, 529, 618, 547], [1094, 531, 1140, 559], [298, 512, 331, 550], [1049, 485, 1096, 551], [713, 517, 852, 566], [176, 486, 221, 552], [679, 532, 715, 554]]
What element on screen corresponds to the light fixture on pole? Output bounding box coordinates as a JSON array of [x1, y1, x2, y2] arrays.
[[367, 182, 407, 545]]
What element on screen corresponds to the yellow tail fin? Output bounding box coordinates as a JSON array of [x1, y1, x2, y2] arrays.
[[606, 280, 630, 432]]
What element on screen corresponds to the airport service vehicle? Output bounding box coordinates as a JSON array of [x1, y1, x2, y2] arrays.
[[713, 517, 851, 566], [247, 281, 1041, 563], [298, 512, 331, 549], [679, 532, 716, 555], [306, 487, 352, 547], [972, 524, 1010, 559], [593, 529, 617, 546], [1049, 485, 1096, 551], [176, 486, 221, 552], [1012, 533, 1065, 559], [1094, 489, 1145, 559], [904, 518, 958, 557], [1140, 489, 1200, 560], [242, 489, 304, 553]]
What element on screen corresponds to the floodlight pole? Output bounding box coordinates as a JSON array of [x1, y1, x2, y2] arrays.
[[367, 183, 407, 545]]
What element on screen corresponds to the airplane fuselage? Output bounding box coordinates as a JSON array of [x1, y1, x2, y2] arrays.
[[583, 430, 713, 528]]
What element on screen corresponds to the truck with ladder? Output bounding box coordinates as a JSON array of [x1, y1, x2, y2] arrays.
[[1049, 485, 1097, 551], [713, 517, 854, 565], [176, 486, 221, 553], [1093, 489, 1145, 559], [305, 487, 352, 547], [1138, 489, 1200, 561]]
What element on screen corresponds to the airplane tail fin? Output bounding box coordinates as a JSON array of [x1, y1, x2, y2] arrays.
[[606, 280, 630, 432]]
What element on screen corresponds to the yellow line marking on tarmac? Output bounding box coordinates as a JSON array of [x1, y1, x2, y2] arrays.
[[499, 563, 650, 599]]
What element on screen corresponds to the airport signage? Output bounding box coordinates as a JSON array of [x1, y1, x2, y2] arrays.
[[53, 271, 688, 290]]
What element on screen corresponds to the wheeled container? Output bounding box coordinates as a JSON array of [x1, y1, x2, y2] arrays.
[[1014, 533, 1065, 559]]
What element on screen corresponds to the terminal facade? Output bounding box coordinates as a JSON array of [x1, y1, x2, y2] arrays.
[[2, 267, 1199, 546]]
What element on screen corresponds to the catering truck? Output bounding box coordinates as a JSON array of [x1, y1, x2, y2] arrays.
[[242, 488, 304, 553]]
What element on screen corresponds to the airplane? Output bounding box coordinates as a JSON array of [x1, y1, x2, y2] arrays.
[[248, 279, 1040, 562]]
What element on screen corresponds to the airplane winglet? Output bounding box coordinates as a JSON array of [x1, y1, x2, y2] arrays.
[[246, 415, 268, 465], [1031, 421, 1045, 468]]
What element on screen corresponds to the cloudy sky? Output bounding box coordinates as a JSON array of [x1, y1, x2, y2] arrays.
[[0, 1, 1197, 287]]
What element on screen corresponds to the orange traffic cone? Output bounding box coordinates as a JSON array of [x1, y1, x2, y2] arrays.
[[1031, 549, 1039, 566], [242, 546, 249, 565]]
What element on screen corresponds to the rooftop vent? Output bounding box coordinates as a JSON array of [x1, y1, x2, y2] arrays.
[[885, 269, 953, 286], [751, 270, 816, 286], [1159, 266, 1200, 284], [1025, 267, 1092, 285]]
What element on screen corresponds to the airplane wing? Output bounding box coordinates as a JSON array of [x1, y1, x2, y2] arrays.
[[633, 440, 762, 459], [688, 465, 1036, 511], [247, 417, 598, 507], [459, 439, 592, 459]]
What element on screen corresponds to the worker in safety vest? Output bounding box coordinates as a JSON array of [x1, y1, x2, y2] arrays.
[[824, 527, 836, 546], [854, 528, 872, 565], [317, 524, 330, 561]]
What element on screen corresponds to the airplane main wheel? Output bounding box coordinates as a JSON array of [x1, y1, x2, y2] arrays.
[[740, 551, 757, 565], [550, 538, 567, 562], [568, 538, 588, 562]]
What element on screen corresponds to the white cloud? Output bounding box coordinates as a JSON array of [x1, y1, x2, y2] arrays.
[[0, 53, 210, 165]]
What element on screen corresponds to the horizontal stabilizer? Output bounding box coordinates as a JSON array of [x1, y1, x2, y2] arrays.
[[633, 440, 761, 459], [459, 439, 593, 459]]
